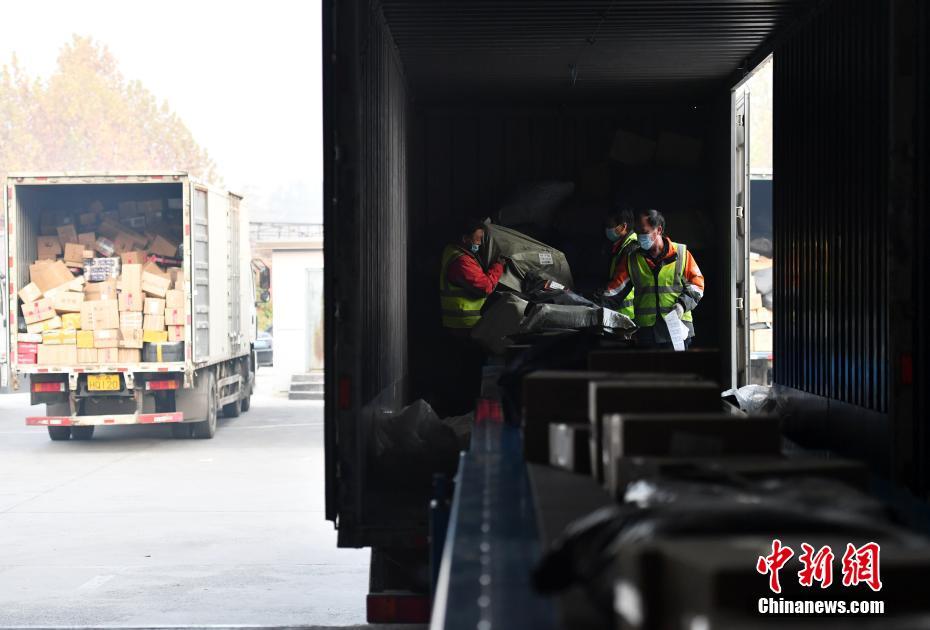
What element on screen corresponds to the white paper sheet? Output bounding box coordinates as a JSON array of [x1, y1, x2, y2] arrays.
[[663, 310, 690, 352]]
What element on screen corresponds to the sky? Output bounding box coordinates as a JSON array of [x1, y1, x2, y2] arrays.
[[0, 0, 322, 223]]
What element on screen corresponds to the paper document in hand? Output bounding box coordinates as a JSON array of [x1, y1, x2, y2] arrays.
[[663, 310, 690, 352]]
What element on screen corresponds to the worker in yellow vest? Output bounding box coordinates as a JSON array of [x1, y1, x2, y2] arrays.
[[603, 209, 705, 348], [603, 207, 638, 319], [438, 220, 505, 331]]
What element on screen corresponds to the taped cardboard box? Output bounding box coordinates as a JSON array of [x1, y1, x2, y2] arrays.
[[79, 212, 97, 227], [42, 330, 62, 345], [27, 316, 62, 335], [51, 291, 83, 314], [84, 279, 118, 302], [30, 260, 75, 293], [38, 344, 77, 365], [120, 312, 143, 330], [164, 308, 185, 326], [78, 232, 96, 249], [167, 325, 185, 342], [18, 342, 39, 365], [142, 272, 171, 298], [98, 348, 119, 363], [63, 242, 85, 264], [148, 235, 179, 258], [120, 263, 143, 291], [18, 282, 42, 303], [118, 349, 142, 363], [78, 348, 98, 364], [76, 330, 95, 349], [56, 224, 78, 248], [143, 298, 166, 315], [61, 313, 82, 330], [37, 236, 63, 260], [94, 329, 119, 349], [118, 290, 144, 313], [143, 314, 165, 331], [22, 298, 55, 324], [90, 300, 120, 330], [165, 289, 184, 309], [119, 328, 144, 349], [121, 251, 146, 265], [143, 330, 168, 343]]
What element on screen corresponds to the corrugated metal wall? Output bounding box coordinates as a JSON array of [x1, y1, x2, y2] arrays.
[[774, 0, 889, 413]]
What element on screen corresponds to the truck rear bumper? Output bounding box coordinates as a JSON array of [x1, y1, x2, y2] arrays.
[[26, 412, 184, 426]]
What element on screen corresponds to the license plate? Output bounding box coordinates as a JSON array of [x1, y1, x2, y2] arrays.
[[87, 374, 121, 391]]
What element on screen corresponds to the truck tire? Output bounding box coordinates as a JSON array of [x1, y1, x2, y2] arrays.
[[222, 397, 241, 418], [48, 426, 71, 441], [191, 371, 218, 439], [71, 426, 95, 440], [170, 423, 192, 439], [241, 396, 251, 412]]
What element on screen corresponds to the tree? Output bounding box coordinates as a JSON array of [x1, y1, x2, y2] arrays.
[[0, 35, 219, 183]]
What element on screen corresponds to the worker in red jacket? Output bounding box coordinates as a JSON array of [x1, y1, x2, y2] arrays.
[[438, 220, 506, 332]]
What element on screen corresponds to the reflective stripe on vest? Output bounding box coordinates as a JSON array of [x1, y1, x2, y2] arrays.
[[629, 242, 693, 328], [439, 244, 487, 329], [608, 232, 637, 318]]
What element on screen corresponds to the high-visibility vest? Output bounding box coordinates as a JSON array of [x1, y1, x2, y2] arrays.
[[608, 231, 638, 319], [628, 242, 694, 328], [439, 245, 487, 329]]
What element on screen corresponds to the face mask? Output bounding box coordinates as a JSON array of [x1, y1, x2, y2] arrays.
[[638, 233, 655, 250], [470, 243, 480, 254], [605, 227, 622, 242]]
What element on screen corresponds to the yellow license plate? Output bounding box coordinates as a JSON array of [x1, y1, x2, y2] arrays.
[[87, 374, 121, 391]]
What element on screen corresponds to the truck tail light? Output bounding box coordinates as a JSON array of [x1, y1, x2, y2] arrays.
[[32, 382, 66, 393], [146, 379, 179, 391]]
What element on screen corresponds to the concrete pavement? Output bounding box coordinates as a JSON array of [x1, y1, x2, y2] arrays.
[[0, 368, 371, 628]]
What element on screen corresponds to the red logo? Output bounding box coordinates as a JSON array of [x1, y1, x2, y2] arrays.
[[756, 539, 795, 593], [758, 540, 882, 593], [841, 542, 882, 592]]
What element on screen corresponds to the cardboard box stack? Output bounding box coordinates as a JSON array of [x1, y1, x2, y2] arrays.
[[749, 253, 774, 352], [16, 200, 185, 366]]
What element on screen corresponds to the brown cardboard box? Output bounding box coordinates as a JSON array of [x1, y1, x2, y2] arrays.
[[63, 242, 85, 264], [77, 330, 95, 349], [37, 236, 63, 260], [26, 315, 62, 335], [118, 201, 139, 217], [148, 235, 179, 257], [143, 298, 166, 315], [93, 329, 120, 348], [83, 249, 95, 259], [95, 236, 116, 257], [119, 328, 144, 349], [18, 282, 42, 303], [80, 303, 95, 331], [78, 348, 98, 364], [91, 300, 120, 330], [59, 329, 76, 345], [143, 314, 166, 331], [59, 345, 77, 365], [142, 261, 169, 278], [118, 290, 144, 313], [164, 307, 185, 326], [752, 328, 773, 352], [84, 279, 118, 301], [56, 224, 78, 248], [22, 298, 55, 324], [749, 289, 763, 310], [120, 312, 144, 329], [165, 289, 185, 309], [30, 260, 74, 293], [79, 212, 97, 227], [167, 325, 185, 342], [121, 251, 146, 265], [51, 291, 84, 313], [118, 349, 141, 363], [142, 272, 171, 297], [751, 307, 773, 324], [98, 348, 119, 363], [38, 344, 77, 365], [120, 263, 143, 290], [113, 233, 136, 254], [78, 232, 96, 250]]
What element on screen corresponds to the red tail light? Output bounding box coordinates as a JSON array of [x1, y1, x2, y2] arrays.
[[32, 382, 66, 393], [146, 379, 179, 390]]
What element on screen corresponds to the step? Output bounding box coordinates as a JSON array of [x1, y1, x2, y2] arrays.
[[291, 373, 325, 385], [290, 382, 324, 394], [289, 391, 324, 401]]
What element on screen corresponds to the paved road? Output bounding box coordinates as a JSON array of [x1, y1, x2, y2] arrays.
[[0, 369, 370, 628]]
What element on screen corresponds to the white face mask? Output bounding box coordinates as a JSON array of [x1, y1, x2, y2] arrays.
[[605, 227, 622, 242], [638, 233, 655, 250]]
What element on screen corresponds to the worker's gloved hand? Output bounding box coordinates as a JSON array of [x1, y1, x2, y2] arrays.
[[673, 303, 685, 318]]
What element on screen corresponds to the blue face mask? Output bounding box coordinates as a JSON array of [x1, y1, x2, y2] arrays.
[[638, 233, 655, 250], [605, 227, 622, 242], [470, 243, 480, 254]]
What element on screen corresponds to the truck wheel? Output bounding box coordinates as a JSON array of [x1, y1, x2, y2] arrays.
[[222, 397, 242, 418], [241, 396, 251, 412], [71, 426, 95, 440], [191, 371, 218, 439], [48, 426, 71, 441], [170, 423, 192, 439]]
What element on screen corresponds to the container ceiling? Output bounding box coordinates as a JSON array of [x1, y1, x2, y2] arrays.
[[381, 0, 813, 101]]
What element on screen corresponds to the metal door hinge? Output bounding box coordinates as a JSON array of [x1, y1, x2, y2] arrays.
[[736, 114, 745, 127], [735, 205, 744, 219], [736, 297, 745, 310]]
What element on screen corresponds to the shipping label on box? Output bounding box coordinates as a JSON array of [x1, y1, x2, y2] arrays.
[[143, 298, 166, 315], [18, 282, 43, 303], [78, 348, 98, 364], [143, 330, 168, 343], [164, 308, 185, 326], [167, 325, 185, 342], [93, 329, 120, 349], [118, 349, 141, 363], [52, 291, 84, 313], [165, 289, 185, 309], [142, 273, 171, 297], [61, 313, 82, 330], [143, 314, 165, 331], [120, 311, 144, 329], [22, 298, 55, 324], [119, 328, 144, 349], [91, 300, 120, 330], [118, 290, 144, 313], [37, 236, 62, 260], [84, 257, 121, 283], [57, 224, 78, 247], [26, 315, 62, 335], [98, 347, 119, 363], [77, 330, 95, 349]]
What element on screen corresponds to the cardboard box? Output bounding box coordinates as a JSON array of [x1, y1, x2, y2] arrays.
[[749, 289, 763, 310], [61, 313, 82, 330], [42, 330, 62, 345], [143, 314, 166, 331], [57, 224, 78, 247], [120, 263, 143, 290], [37, 236, 63, 260], [143, 298, 166, 315], [84, 257, 121, 282], [22, 298, 55, 324], [17, 342, 39, 365], [118, 201, 139, 217], [30, 260, 75, 293], [142, 261, 169, 278], [84, 279, 118, 302], [83, 249, 95, 259], [59, 329, 77, 345], [142, 272, 171, 297], [95, 236, 116, 257], [78, 348, 98, 364], [63, 242, 85, 264], [751, 307, 773, 324], [119, 328, 144, 349], [76, 330, 95, 349], [168, 268, 184, 289], [164, 289, 184, 309], [93, 329, 119, 348], [18, 282, 43, 303], [79, 212, 98, 227], [113, 232, 137, 254], [118, 290, 144, 313], [97, 348, 119, 363], [90, 300, 120, 330], [18, 333, 43, 343], [121, 251, 146, 265], [143, 330, 168, 343], [164, 307, 185, 326], [37, 345, 56, 365], [167, 325, 185, 342], [148, 235, 178, 258], [120, 311, 144, 329], [118, 349, 142, 363], [38, 344, 77, 365], [26, 316, 62, 334], [51, 291, 84, 314], [752, 328, 773, 352]]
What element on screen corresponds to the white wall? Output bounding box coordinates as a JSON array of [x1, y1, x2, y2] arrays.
[[270, 248, 324, 392]]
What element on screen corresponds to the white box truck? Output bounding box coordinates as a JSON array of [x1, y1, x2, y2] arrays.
[[1, 172, 258, 440]]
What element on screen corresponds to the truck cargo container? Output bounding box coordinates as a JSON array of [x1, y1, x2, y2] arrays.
[[1, 173, 258, 440], [323, 0, 930, 623]]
